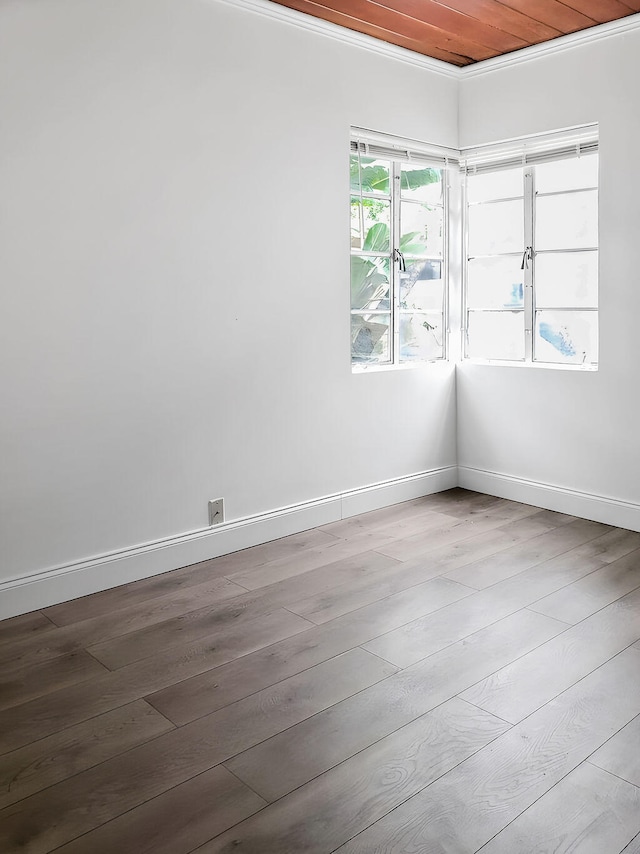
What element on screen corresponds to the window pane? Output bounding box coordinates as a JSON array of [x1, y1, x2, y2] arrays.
[[350, 156, 390, 195], [535, 190, 598, 250], [468, 199, 524, 256], [400, 202, 443, 257], [351, 313, 391, 363], [401, 165, 442, 203], [400, 260, 443, 311], [467, 256, 524, 309], [535, 251, 598, 308], [351, 198, 390, 251], [467, 168, 523, 203], [467, 311, 525, 360], [535, 310, 598, 364], [351, 255, 390, 311], [535, 155, 598, 193], [400, 313, 443, 361]]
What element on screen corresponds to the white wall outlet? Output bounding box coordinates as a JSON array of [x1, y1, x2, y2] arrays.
[[208, 498, 224, 526]]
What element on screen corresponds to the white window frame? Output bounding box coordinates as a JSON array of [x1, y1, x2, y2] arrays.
[[461, 125, 599, 369], [350, 129, 458, 371]]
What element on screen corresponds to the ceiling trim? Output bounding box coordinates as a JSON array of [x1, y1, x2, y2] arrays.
[[215, 0, 460, 78], [218, 0, 640, 79], [460, 11, 640, 78]]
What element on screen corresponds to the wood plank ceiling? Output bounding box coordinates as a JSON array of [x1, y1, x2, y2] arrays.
[[268, 0, 640, 65]]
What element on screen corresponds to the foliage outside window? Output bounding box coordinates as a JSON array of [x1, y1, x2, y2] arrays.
[[350, 142, 447, 366], [464, 142, 599, 366]]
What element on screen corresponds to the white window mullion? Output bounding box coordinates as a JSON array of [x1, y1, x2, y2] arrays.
[[442, 166, 451, 362], [392, 161, 402, 364], [523, 167, 534, 362], [462, 170, 470, 360]]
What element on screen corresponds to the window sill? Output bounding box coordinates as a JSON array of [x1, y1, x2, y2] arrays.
[[352, 359, 449, 374], [462, 358, 598, 372]]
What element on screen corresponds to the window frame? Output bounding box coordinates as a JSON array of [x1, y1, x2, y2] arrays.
[[461, 129, 599, 370], [350, 132, 455, 370]]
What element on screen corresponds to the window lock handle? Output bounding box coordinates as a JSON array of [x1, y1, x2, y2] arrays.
[[521, 246, 533, 270], [394, 248, 406, 272]]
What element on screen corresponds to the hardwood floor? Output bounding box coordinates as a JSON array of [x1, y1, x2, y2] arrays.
[[1, 489, 640, 853]]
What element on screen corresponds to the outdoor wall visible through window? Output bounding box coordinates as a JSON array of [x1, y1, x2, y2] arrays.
[[350, 139, 447, 366], [464, 133, 599, 367]]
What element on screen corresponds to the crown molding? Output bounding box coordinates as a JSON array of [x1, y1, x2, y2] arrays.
[[214, 0, 460, 78], [460, 12, 640, 78], [216, 0, 640, 81]]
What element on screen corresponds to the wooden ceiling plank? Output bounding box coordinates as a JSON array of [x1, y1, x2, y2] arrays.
[[559, 0, 637, 23], [496, 0, 597, 34], [371, 0, 528, 52], [434, 0, 562, 43], [265, 0, 640, 67], [270, 0, 476, 63], [283, 0, 499, 60]]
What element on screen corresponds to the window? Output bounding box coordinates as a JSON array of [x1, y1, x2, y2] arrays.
[[350, 132, 452, 367], [463, 128, 599, 367]]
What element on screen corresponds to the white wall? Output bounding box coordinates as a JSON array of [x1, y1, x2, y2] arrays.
[[0, 0, 458, 589], [458, 31, 640, 510]]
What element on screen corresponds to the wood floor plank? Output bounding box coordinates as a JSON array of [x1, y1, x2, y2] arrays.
[[147, 572, 474, 725], [225, 529, 400, 590], [0, 700, 174, 809], [529, 547, 640, 623], [0, 763, 262, 854], [413, 489, 509, 519], [53, 766, 265, 854], [340, 516, 561, 612], [86, 601, 308, 671], [285, 554, 465, 624], [590, 713, 640, 786], [460, 586, 640, 723], [317, 496, 452, 538], [478, 761, 640, 854], [0, 608, 311, 754], [525, 508, 577, 527], [224, 610, 565, 801], [465, 499, 554, 524], [368, 508, 472, 541], [42, 528, 337, 626], [283, 575, 473, 631], [334, 647, 640, 854], [84, 551, 402, 670], [232, 547, 401, 607], [201, 699, 508, 854], [86, 605, 312, 680], [444, 519, 615, 589], [0, 612, 55, 647], [0, 650, 108, 712], [363, 548, 603, 668], [390, 506, 596, 565], [575, 526, 640, 563], [191, 526, 339, 575], [622, 833, 640, 854], [0, 649, 394, 853], [0, 577, 248, 673], [374, 512, 535, 562]]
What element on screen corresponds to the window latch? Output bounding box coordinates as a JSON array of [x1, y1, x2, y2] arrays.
[[394, 248, 406, 272], [521, 246, 533, 270]]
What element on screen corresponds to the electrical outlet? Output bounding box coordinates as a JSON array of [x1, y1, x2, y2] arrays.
[[208, 498, 224, 526]]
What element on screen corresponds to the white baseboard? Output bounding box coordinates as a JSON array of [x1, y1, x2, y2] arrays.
[[458, 466, 640, 533], [0, 466, 457, 619], [341, 466, 458, 517]]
